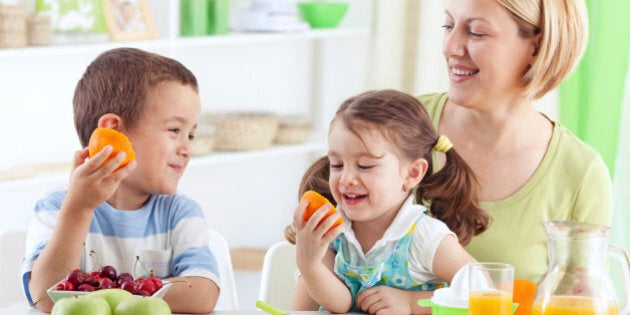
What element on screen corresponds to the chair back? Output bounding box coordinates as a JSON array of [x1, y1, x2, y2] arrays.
[[208, 228, 239, 310], [0, 229, 27, 308], [258, 241, 298, 310]]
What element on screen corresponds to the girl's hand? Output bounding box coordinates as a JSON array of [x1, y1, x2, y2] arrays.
[[356, 286, 415, 315], [293, 200, 343, 275], [64, 146, 136, 214]]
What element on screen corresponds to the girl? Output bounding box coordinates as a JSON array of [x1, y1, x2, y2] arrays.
[[292, 89, 489, 314]]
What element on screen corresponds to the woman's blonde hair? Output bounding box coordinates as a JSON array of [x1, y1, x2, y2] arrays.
[[496, 0, 588, 99]]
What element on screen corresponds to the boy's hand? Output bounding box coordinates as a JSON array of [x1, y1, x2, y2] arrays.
[[65, 146, 136, 213], [356, 286, 414, 315], [293, 200, 343, 274]]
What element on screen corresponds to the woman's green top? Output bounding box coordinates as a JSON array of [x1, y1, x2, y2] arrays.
[[418, 92, 613, 281]]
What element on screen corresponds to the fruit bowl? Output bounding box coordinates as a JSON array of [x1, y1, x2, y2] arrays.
[[47, 281, 171, 303], [297, 2, 349, 28]]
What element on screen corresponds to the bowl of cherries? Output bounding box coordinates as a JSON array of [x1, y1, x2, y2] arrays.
[[47, 265, 171, 303]]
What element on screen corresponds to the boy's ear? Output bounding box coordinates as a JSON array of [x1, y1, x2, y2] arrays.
[[405, 158, 429, 189], [97, 114, 124, 130]]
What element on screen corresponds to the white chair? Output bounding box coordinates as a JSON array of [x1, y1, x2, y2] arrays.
[[258, 241, 298, 310], [0, 229, 28, 309], [208, 228, 239, 310]]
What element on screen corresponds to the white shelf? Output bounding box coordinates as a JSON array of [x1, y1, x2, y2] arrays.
[[189, 140, 326, 167], [0, 141, 326, 189], [0, 27, 370, 59]]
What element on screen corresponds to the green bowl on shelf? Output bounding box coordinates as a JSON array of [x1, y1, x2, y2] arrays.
[[297, 2, 349, 28]]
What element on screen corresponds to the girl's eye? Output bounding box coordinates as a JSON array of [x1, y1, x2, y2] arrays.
[[358, 165, 374, 170], [441, 24, 453, 31], [330, 164, 343, 169], [169, 128, 180, 134], [469, 31, 485, 37], [188, 134, 195, 140]]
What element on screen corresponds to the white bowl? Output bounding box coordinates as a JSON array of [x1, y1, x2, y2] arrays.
[[47, 281, 171, 303]]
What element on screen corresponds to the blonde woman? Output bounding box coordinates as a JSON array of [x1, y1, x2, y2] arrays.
[[424, 0, 611, 282]]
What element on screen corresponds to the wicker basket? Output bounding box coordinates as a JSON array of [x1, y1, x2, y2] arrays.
[[27, 13, 51, 46], [274, 116, 313, 144], [0, 5, 27, 48], [191, 124, 215, 156], [202, 111, 279, 151]]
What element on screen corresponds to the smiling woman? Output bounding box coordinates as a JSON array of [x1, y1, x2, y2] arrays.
[[420, 0, 612, 283]]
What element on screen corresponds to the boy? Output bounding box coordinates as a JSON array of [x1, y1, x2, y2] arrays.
[[20, 47, 219, 313]]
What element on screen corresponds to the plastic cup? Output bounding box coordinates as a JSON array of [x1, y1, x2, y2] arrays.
[[468, 263, 514, 315]]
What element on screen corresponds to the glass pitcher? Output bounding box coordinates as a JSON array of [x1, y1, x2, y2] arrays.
[[533, 220, 630, 315]]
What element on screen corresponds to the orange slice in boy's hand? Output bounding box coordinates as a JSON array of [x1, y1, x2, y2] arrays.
[[300, 190, 343, 231], [88, 127, 135, 168], [513, 279, 537, 315]]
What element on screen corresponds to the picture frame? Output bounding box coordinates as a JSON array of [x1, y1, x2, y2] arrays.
[[102, 0, 157, 41]]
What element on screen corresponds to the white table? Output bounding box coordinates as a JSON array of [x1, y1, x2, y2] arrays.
[[0, 305, 333, 315]]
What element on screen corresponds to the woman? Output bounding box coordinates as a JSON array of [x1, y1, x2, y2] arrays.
[[423, 0, 612, 281]]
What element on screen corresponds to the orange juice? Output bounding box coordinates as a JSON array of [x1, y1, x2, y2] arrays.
[[532, 296, 619, 315], [469, 290, 513, 315]]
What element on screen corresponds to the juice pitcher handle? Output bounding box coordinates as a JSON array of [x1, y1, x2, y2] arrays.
[[609, 243, 630, 314]]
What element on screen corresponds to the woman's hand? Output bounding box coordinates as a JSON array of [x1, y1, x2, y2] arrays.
[[293, 200, 343, 275], [64, 146, 136, 215]]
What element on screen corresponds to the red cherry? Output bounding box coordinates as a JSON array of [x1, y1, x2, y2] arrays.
[[120, 280, 138, 293], [144, 276, 163, 290], [90, 271, 100, 278], [77, 283, 95, 292], [134, 289, 151, 296], [66, 269, 87, 288], [99, 277, 115, 289], [116, 273, 134, 287], [99, 265, 117, 281], [137, 279, 157, 295], [55, 281, 75, 291]]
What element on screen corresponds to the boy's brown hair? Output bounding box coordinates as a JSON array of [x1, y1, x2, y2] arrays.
[[73, 47, 199, 147]]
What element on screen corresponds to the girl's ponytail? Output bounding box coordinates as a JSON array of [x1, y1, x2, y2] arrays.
[[416, 145, 490, 246]]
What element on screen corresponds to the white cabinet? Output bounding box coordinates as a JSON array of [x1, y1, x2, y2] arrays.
[[0, 0, 372, 248]]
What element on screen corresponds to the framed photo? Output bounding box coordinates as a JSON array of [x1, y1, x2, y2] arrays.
[[103, 0, 157, 41]]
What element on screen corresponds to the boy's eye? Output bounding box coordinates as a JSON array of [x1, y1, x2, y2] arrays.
[[358, 165, 374, 170], [469, 31, 485, 37], [188, 134, 195, 141], [330, 164, 343, 169], [169, 128, 180, 134], [441, 24, 454, 31]]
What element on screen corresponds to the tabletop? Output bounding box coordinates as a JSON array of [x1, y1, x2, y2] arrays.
[[0, 305, 335, 315]]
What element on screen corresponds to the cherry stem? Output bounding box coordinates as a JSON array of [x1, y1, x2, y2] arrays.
[[134, 255, 154, 278], [89, 250, 103, 270]]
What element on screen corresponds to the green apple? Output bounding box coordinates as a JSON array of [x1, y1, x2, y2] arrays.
[[114, 297, 171, 315], [51, 296, 111, 315], [86, 288, 134, 311]]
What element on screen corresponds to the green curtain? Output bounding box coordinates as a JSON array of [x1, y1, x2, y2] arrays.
[[560, 0, 630, 304], [559, 0, 630, 176]]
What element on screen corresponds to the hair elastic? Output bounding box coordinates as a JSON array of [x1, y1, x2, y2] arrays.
[[433, 135, 453, 153]]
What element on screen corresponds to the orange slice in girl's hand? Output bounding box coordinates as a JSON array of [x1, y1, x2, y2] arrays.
[[88, 127, 135, 168], [300, 190, 343, 231]]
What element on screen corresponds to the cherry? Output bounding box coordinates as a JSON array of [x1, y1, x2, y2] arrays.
[[77, 283, 95, 292], [137, 279, 157, 295], [83, 275, 99, 287], [116, 273, 134, 287], [99, 265, 117, 280], [134, 289, 151, 296], [55, 281, 74, 291], [120, 280, 138, 293], [66, 269, 87, 288], [98, 277, 115, 289], [144, 276, 163, 290]]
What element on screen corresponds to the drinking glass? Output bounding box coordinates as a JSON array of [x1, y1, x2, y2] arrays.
[[469, 262, 514, 315]]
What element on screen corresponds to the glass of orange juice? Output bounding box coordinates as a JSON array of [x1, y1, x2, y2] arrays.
[[469, 263, 514, 315]]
